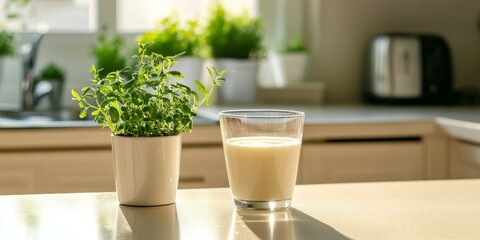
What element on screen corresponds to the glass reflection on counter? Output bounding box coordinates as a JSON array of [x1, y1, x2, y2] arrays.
[[229, 209, 295, 240], [228, 207, 351, 240]]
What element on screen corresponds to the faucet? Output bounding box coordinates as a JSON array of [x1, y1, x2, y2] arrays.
[[21, 33, 43, 111], [21, 33, 61, 111]]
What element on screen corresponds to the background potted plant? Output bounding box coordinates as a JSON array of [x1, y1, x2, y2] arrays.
[[0, 28, 14, 83], [270, 35, 308, 87], [204, 3, 263, 104], [92, 27, 127, 79], [0, 28, 14, 57], [1, 0, 31, 85], [137, 15, 202, 91], [72, 42, 227, 206], [0, 0, 29, 58], [37, 62, 66, 111]]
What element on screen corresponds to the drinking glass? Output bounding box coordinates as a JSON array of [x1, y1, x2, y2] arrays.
[[219, 109, 304, 211]]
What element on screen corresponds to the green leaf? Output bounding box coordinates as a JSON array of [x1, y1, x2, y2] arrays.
[[172, 52, 185, 59], [143, 105, 154, 114], [205, 95, 210, 106], [123, 79, 136, 90], [175, 82, 188, 90], [109, 107, 120, 123], [79, 108, 87, 118], [207, 67, 213, 79], [214, 80, 224, 86], [192, 91, 199, 102], [6, 12, 20, 20], [195, 80, 208, 96], [211, 66, 219, 75], [168, 71, 184, 79], [105, 72, 117, 81], [91, 109, 100, 116], [72, 89, 81, 101], [217, 70, 230, 77], [100, 100, 110, 108]]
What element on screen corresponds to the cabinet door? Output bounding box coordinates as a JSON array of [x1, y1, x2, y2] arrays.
[[301, 141, 424, 184], [179, 147, 228, 189], [449, 140, 480, 178], [0, 150, 115, 195]]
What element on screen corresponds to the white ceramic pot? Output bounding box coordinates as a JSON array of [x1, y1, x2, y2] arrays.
[[111, 135, 181, 206], [171, 57, 203, 91], [213, 59, 258, 104], [270, 52, 308, 87]]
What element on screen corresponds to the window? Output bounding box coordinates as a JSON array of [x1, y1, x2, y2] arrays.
[[117, 0, 258, 33], [0, 0, 97, 32]]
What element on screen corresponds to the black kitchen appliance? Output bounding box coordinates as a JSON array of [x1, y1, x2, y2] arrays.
[[365, 33, 453, 104]]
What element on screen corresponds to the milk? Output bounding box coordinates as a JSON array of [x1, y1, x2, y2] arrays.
[[224, 136, 301, 201]]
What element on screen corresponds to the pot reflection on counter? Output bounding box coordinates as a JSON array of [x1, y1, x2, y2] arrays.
[[115, 204, 180, 239]]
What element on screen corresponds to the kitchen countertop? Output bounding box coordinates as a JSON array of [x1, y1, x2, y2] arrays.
[[1, 179, 479, 239], [199, 105, 480, 124], [1, 105, 480, 144], [1, 105, 479, 128]]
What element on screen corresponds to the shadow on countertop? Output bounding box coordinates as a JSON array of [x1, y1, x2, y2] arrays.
[[236, 207, 351, 240]]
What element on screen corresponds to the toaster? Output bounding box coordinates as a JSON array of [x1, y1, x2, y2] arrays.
[[366, 33, 453, 104]]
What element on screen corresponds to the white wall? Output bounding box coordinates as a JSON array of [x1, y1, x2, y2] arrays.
[[0, 33, 138, 110], [306, 0, 480, 104], [0, 34, 94, 109]]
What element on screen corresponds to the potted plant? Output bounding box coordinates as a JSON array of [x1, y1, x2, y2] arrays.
[[39, 62, 66, 82], [0, 0, 30, 59], [38, 62, 66, 110], [92, 27, 127, 79], [137, 15, 202, 91], [270, 35, 308, 87], [72, 42, 227, 206], [204, 3, 263, 104], [0, 28, 14, 82], [0, 28, 14, 57]]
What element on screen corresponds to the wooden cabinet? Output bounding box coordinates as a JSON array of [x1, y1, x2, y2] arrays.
[[180, 147, 228, 189], [300, 141, 425, 184], [0, 147, 228, 195], [449, 139, 480, 178], [0, 120, 449, 194], [0, 128, 114, 195], [0, 126, 227, 195], [0, 150, 114, 194]]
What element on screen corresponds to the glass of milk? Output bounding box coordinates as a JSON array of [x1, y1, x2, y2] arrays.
[[219, 109, 305, 211]]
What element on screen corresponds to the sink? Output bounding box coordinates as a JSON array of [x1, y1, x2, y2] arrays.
[[0, 108, 85, 122], [0, 108, 97, 128], [0, 107, 214, 128]]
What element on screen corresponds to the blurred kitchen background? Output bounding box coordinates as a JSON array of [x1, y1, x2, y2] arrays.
[[0, 0, 479, 109]]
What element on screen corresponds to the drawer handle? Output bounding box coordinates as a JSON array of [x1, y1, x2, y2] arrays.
[[179, 176, 205, 183]]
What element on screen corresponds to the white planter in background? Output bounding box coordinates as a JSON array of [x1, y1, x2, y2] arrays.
[[111, 135, 181, 206], [270, 52, 308, 87], [213, 59, 258, 104], [171, 57, 203, 91]]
